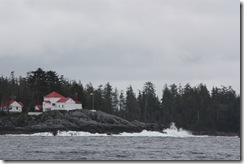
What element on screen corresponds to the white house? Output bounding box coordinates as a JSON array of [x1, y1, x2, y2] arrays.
[[1, 100, 24, 113], [42, 91, 82, 112]]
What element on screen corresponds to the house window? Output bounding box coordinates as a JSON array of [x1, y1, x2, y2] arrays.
[[16, 107, 18, 110], [62, 105, 64, 108], [52, 103, 56, 106]]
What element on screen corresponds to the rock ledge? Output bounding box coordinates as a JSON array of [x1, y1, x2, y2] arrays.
[[0, 109, 166, 135]]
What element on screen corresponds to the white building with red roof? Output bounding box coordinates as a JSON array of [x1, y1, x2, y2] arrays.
[[35, 104, 42, 111], [1, 100, 24, 112], [42, 91, 82, 112]]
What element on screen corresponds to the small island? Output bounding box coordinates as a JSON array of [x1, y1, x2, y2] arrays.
[[0, 90, 167, 135], [0, 68, 240, 136]]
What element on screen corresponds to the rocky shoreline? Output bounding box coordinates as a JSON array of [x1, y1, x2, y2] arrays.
[[0, 110, 239, 137], [0, 109, 166, 135]]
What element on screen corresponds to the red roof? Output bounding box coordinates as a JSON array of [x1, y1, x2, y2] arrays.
[[18, 102, 24, 107], [7, 100, 15, 106], [57, 97, 70, 103], [36, 104, 42, 109], [0, 103, 6, 107], [44, 91, 65, 98], [44, 100, 51, 103], [1, 100, 24, 107]]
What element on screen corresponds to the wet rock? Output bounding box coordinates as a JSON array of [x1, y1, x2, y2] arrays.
[[0, 109, 166, 135]]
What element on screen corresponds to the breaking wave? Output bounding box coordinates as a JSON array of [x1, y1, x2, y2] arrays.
[[5, 123, 206, 137]]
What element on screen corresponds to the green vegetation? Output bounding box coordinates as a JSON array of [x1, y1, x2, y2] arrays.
[[0, 68, 240, 134]]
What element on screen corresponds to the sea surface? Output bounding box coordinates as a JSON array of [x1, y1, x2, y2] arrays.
[[0, 127, 240, 160]]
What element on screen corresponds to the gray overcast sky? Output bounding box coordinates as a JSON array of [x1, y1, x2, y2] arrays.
[[0, 0, 240, 96]]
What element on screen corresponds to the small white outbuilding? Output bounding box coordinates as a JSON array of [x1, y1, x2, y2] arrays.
[[1, 100, 24, 112]]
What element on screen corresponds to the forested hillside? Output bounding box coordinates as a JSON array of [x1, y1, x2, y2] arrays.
[[0, 68, 240, 133]]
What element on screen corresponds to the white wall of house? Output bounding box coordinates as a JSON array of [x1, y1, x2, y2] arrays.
[[43, 97, 82, 112], [64, 98, 82, 110], [43, 97, 61, 112], [55, 103, 65, 110], [9, 101, 22, 112], [62, 104, 82, 111], [43, 102, 51, 112], [44, 97, 60, 105]]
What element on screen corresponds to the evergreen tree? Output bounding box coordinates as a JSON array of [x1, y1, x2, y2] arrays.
[[141, 82, 160, 123], [181, 83, 198, 129], [112, 88, 119, 114], [45, 70, 62, 93], [119, 90, 126, 119], [195, 84, 212, 131], [85, 82, 94, 110], [137, 91, 143, 121], [103, 82, 113, 114], [211, 86, 239, 132], [125, 86, 139, 121], [27, 68, 47, 107], [94, 85, 106, 112], [161, 84, 172, 125], [70, 81, 85, 107]]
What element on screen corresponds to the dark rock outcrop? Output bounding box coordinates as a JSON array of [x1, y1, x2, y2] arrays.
[[0, 109, 166, 135]]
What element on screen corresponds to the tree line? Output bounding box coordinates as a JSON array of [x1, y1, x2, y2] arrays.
[[0, 68, 240, 133]]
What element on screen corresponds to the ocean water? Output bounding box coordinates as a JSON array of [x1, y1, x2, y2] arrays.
[[0, 125, 240, 160]]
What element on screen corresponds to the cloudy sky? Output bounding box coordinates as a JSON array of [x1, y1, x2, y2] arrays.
[[0, 0, 240, 96]]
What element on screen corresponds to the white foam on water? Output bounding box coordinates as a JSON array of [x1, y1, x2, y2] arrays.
[[4, 132, 54, 136], [30, 132, 54, 136], [161, 122, 195, 137], [119, 123, 197, 137], [53, 123, 202, 137], [57, 131, 108, 136]]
